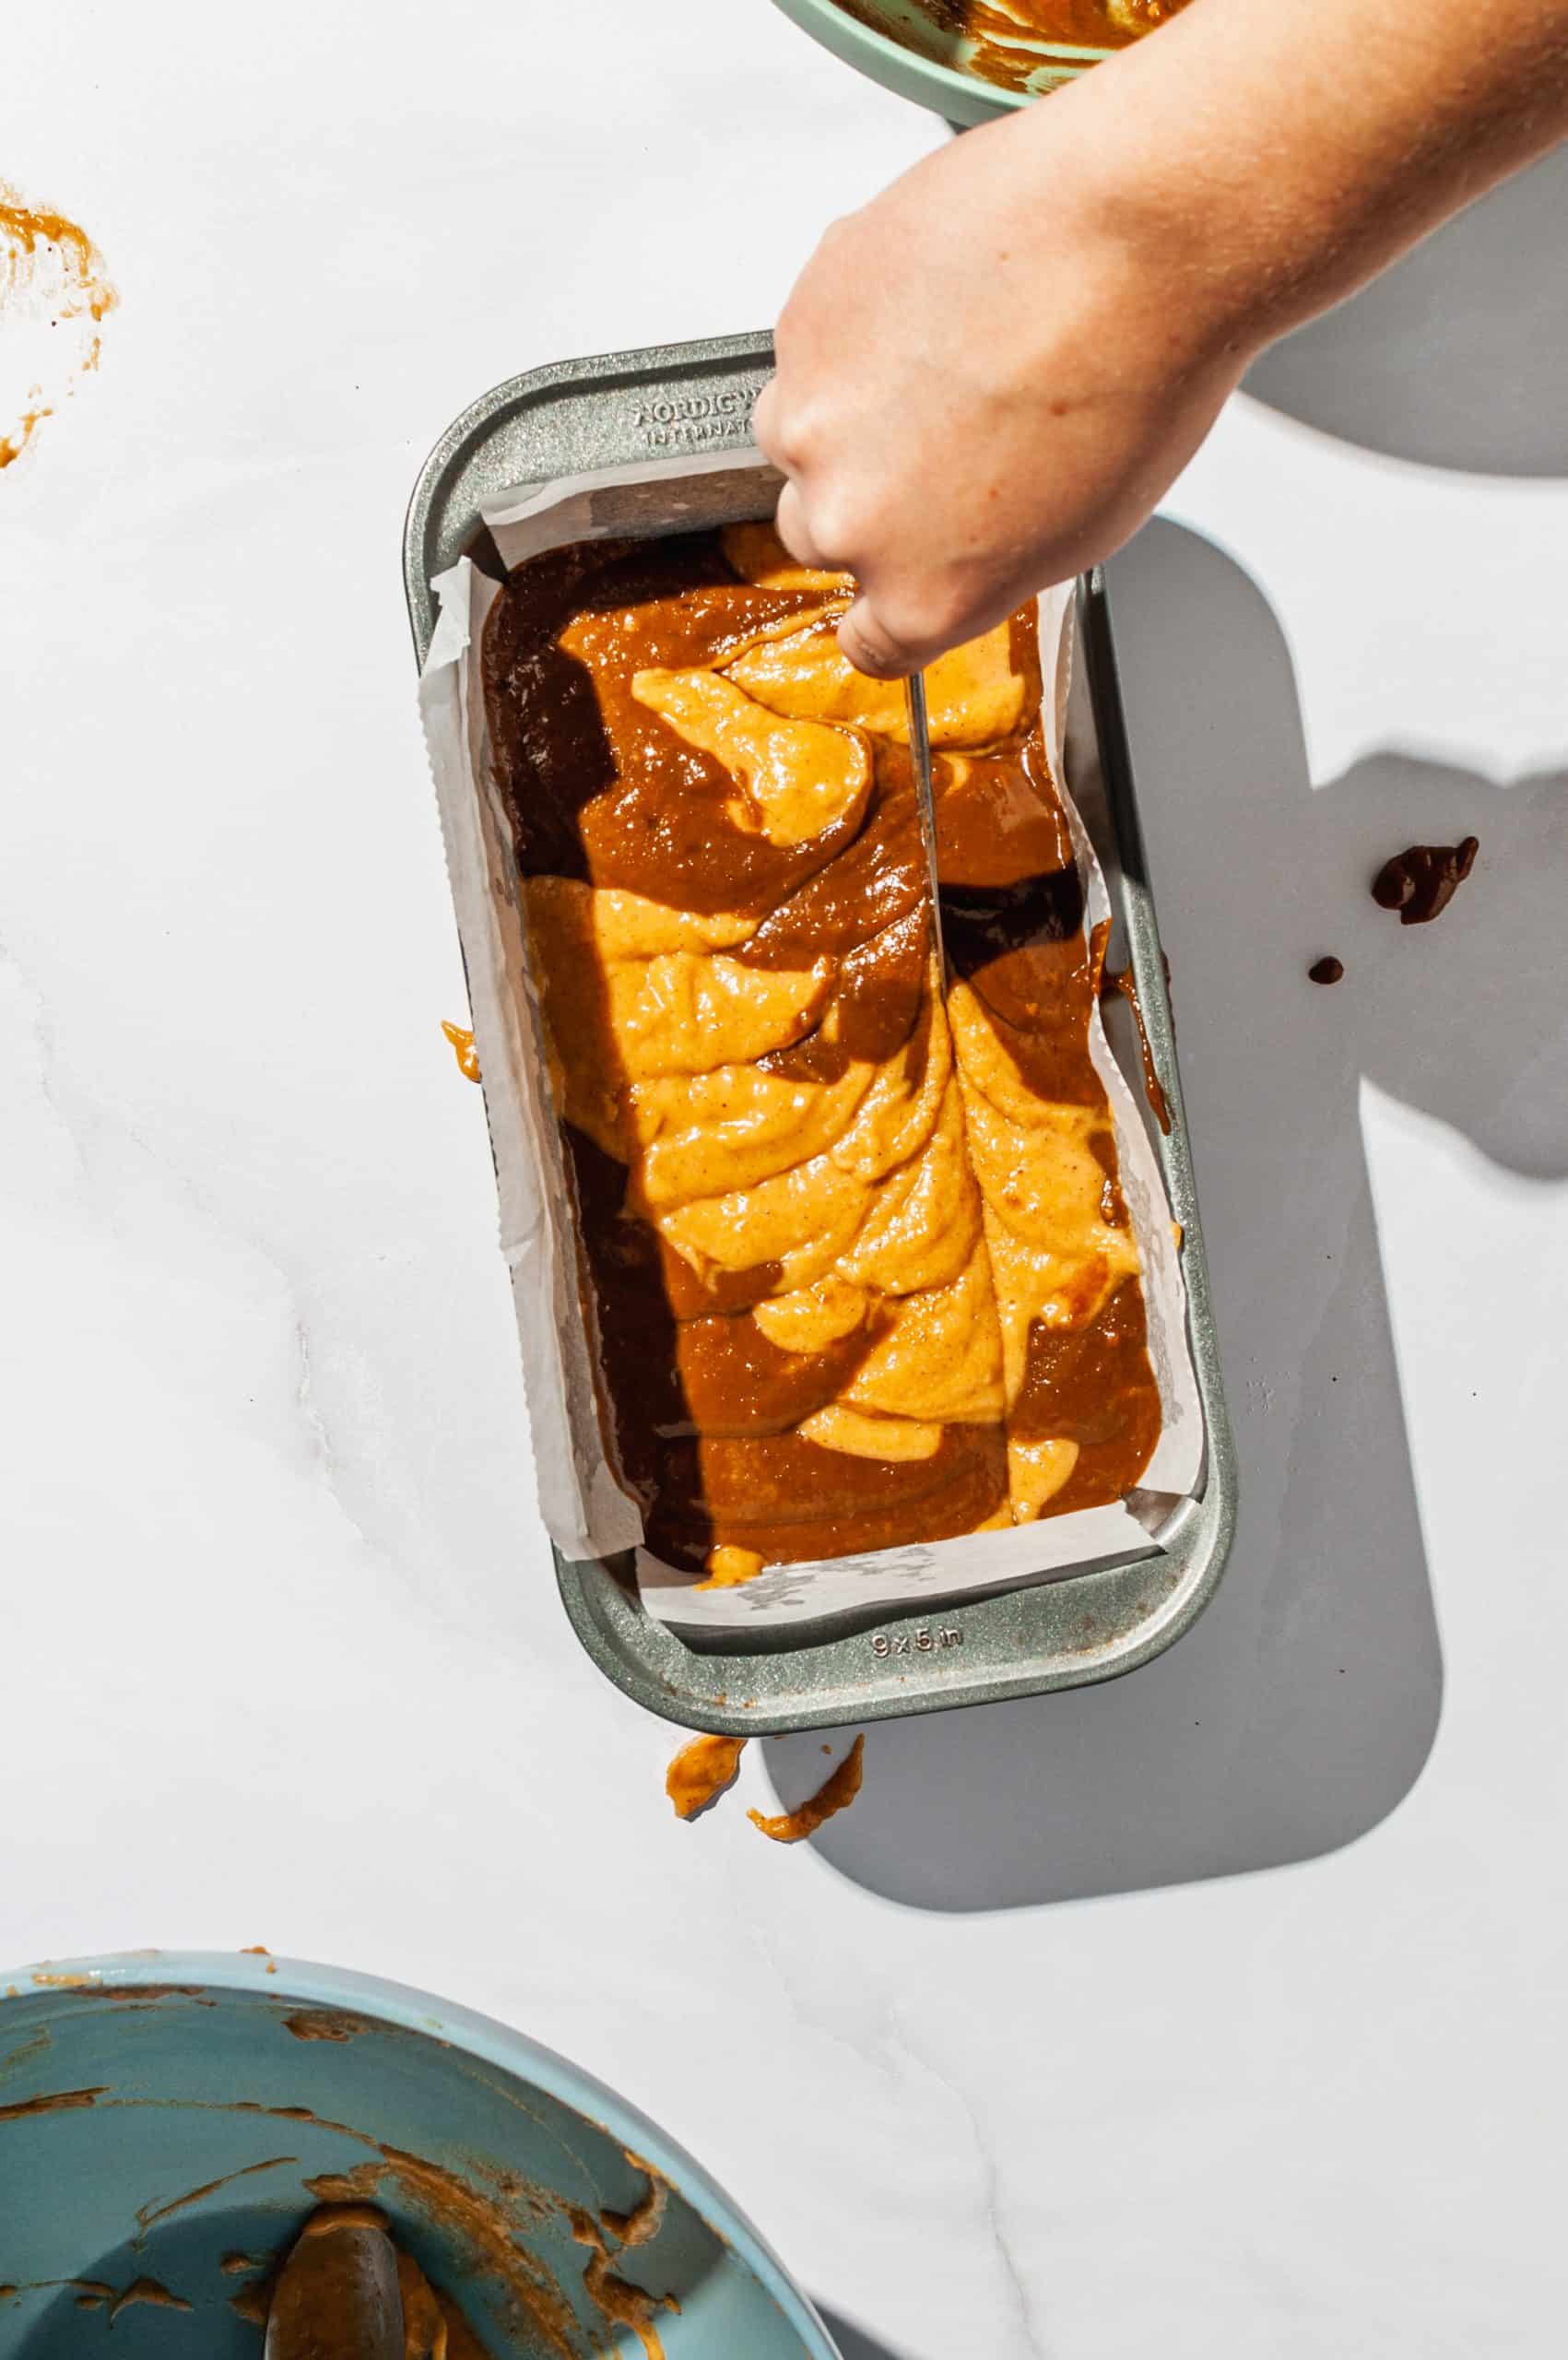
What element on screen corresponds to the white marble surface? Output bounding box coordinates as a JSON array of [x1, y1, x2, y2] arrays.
[[3, 6, 1567, 2354]]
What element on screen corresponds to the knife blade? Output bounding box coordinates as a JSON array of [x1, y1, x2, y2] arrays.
[[904, 669, 947, 984]]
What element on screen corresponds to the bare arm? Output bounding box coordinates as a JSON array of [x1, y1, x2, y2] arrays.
[[754, 0, 1568, 674]]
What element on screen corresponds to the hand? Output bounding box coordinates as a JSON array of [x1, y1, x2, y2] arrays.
[[757, 0, 1568, 680], [752, 95, 1254, 678]]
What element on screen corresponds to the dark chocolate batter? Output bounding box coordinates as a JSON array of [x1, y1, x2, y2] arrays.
[[1093, 918, 1173, 1136], [483, 531, 1161, 1570], [1372, 837, 1480, 926]]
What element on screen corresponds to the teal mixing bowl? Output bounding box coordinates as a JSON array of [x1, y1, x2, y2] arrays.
[[0, 1953, 838, 2360], [770, 0, 1109, 124]]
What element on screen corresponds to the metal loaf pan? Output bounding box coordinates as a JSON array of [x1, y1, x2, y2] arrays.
[[406, 332, 1237, 1735]]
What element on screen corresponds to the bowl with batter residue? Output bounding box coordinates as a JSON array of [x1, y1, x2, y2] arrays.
[[772, 1, 1185, 123], [0, 1953, 838, 2359]]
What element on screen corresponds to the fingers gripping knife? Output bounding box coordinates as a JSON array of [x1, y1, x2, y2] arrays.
[[904, 670, 948, 979]]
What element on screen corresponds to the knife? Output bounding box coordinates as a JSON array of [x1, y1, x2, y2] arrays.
[[904, 670, 948, 982]]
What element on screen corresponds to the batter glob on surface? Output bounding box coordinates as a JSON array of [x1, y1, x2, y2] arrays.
[[482, 525, 1162, 1579]]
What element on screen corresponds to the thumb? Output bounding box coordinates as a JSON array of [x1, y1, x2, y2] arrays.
[[838, 597, 917, 681]]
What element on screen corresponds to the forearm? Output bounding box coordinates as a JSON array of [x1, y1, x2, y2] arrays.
[[757, 0, 1568, 668], [1041, 0, 1568, 355]]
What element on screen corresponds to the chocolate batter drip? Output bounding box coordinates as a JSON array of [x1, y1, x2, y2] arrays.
[[1092, 919, 1173, 1135], [1372, 836, 1480, 926], [483, 532, 1161, 1569]]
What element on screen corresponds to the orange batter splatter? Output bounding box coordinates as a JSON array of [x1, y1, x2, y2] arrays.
[[442, 1020, 481, 1082], [666, 1734, 747, 1821], [0, 186, 115, 471], [749, 1736, 867, 1845]]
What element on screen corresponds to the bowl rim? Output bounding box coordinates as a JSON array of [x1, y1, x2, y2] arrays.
[[0, 1948, 841, 2360], [770, 0, 1112, 115]]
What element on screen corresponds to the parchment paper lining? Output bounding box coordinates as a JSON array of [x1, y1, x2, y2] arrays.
[[419, 452, 1202, 1634]]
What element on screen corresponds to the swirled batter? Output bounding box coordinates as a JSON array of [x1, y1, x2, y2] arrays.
[[483, 526, 1161, 1574]]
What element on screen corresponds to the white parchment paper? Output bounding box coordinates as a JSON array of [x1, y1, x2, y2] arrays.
[[419, 454, 1203, 1633]]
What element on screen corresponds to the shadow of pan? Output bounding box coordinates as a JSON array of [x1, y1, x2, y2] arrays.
[[761, 517, 1565, 1910]]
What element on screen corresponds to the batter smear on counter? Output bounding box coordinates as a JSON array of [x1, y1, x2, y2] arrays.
[[483, 525, 1161, 1575], [0, 185, 116, 470]]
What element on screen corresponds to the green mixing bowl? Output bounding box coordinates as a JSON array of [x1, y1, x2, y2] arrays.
[[0, 1953, 839, 2360], [770, 0, 1109, 124]]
